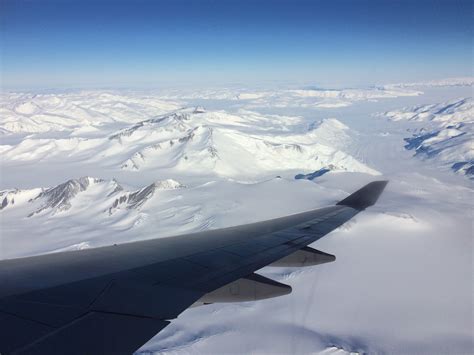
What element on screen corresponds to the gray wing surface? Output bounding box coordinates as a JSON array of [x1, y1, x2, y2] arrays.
[[0, 181, 388, 354]]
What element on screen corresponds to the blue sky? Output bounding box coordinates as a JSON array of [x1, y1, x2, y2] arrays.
[[1, 0, 472, 89]]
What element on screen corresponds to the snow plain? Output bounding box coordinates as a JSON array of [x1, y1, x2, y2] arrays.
[[0, 83, 472, 354]]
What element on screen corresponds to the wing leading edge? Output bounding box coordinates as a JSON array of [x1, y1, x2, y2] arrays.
[[0, 181, 388, 354]]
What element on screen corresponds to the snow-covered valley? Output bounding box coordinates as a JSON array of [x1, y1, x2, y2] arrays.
[[0, 83, 472, 354]]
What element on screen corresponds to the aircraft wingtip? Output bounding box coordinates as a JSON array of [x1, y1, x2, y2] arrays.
[[336, 180, 388, 210]]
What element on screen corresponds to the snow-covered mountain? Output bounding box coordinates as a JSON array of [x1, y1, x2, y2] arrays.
[[0, 173, 348, 261], [379, 97, 473, 178], [0, 87, 421, 137], [0, 177, 185, 217], [0, 94, 379, 257], [0, 91, 380, 258], [0, 91, 379, 258], [116, 111, 376, 176], [386, 76, 474, 88], [1, 97, 378, 182], [381, 97, 472, 123], [0, 91, 182, 134], [157, 86, 422, 109], [0, 176, 198, 258]]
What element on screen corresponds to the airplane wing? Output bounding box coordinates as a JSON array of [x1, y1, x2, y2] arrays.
[[0, 181, 388, 355]]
